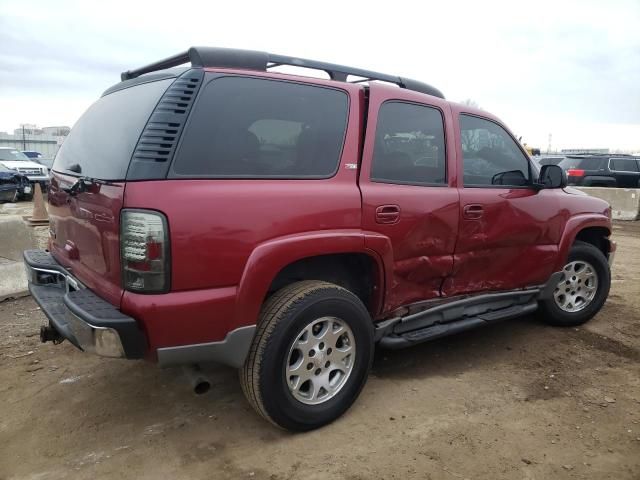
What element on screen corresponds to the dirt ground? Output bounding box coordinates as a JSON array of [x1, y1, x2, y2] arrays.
[[1, 223, 639, 480]]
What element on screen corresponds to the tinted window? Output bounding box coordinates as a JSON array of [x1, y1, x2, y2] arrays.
[[460, 115, 531, 187], [172, 77, 348, 178], [0, 149, 30, 161], [559, 157, 605, 170], [52, 79, 172, 180], [371, 102, 446, 185], [610, 158, 639, 172]]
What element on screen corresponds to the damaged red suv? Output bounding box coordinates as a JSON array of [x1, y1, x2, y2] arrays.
[[24, 47, 615, 431]]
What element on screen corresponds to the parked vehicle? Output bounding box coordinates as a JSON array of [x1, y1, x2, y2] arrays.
[[559, 154, 640, 187], [0, 163, 32, 201], [534, 155, 565, 167], [0, 163, 22, 202], [22, 150, 55, 170], [0, 148, 49, 191], [24, 47, 615, 431], [22, 150, 44, 159]]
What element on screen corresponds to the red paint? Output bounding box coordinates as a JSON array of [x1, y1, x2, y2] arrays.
[[47, 68, 613, 360], [48, 172, 124, 306]]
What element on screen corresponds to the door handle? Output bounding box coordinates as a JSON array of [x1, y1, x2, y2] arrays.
[[463, 204, 484, 219], [375, 205, 401, 224]]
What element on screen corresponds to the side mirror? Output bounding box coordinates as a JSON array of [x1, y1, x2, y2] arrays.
[[538, 164, 567, 189], [491, 170, 528, 186]]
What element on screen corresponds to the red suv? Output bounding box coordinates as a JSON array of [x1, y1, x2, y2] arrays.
[[24, 47, 615, 431]]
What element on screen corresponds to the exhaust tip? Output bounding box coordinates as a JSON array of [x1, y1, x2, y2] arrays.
[[183, 365, 211, 395], [193, 380, 211, 395], [40, 325, 62, 344]]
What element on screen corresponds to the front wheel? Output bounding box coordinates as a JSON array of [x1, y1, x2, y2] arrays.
[[240, 280, 374, 431], [538, 241, 611, 326]]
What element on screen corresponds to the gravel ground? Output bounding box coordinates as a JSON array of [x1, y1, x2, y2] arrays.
[[0, 222, 639, 480]]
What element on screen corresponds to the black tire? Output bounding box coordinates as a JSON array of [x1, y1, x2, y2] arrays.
[[240, 280, 374, 431], [538, 241, 610, 327]]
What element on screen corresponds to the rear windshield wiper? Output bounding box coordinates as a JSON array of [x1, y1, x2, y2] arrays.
[[63, 176, 117, 196]]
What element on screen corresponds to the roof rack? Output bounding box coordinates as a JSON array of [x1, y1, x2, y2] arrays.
[[120, 46, 445, 99]]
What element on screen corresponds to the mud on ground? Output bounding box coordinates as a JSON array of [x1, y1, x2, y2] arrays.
[[1, 222, 639, 480]]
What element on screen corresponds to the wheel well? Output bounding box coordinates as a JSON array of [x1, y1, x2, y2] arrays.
[[575, 227, 610, 257], [267, 253, 379, 313]]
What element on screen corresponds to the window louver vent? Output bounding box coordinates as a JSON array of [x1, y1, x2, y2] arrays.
[[126, 69, 204, 180]]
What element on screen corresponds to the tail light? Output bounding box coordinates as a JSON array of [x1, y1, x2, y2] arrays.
[[567, 169, 585, 177], [121, 209, 170, 293]]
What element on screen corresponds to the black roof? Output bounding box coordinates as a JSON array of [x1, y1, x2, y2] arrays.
[[120, 46, 445, 99]]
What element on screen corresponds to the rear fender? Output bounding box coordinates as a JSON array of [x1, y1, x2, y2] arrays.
[[232, 230, 387, 330]]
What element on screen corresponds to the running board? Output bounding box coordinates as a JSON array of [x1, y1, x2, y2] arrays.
[[378, 301, 538, 349], [374, 271, 564, 350]]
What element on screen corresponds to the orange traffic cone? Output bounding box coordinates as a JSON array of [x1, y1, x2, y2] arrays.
[[25, 183, 49, 226]]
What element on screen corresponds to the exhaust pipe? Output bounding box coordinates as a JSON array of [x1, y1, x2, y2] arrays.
[[40, 325, 63, 344], [183, 365, 211, 395]]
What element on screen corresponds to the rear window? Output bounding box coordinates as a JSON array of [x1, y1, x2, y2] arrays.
[[52, 79, 172, 180], [559, 157, 605, 170], [171, 76, 349, 178]]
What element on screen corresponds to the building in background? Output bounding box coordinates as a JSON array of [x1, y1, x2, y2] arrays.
[[561, 148, 610, 154], [0, 124, 70, 158]]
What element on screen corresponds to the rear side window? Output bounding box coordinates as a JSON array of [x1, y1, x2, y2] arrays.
[[52, 79, 172, 180], [460, 115, 531, 187], [560, 157, 605, 170], [172, 76, 348, 178], [610, 158, 639, 172], [371, 102, 446, 185]]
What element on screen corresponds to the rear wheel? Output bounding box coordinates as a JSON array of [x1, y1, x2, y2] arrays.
[[240, 280, 374, 431], [538, 241, 610, 326]]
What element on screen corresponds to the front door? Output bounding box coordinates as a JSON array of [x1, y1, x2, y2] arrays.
[[359, 85, 459, 314], [443, 109, 564, 297]]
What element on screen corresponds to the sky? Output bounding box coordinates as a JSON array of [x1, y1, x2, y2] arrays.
[[1, 0, 639, 152]]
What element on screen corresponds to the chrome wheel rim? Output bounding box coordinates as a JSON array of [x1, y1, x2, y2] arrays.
[[553, 260, 598, 313], [285, 317, 356, 405]]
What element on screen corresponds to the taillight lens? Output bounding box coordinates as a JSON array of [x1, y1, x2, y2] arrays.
[[121, 209, 170, 293], [567, 169, 585, 177]]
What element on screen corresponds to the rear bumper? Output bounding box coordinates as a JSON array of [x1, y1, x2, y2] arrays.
[[23, 249, 146, 359]]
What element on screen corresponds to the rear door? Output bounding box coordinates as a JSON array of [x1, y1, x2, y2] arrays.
[[609, 157, 640, 187], [48, 78, 173, 306], [359, 85, 459, 312], [443, 109, 563, 297]]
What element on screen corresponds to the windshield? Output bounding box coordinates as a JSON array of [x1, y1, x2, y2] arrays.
[[0, 149, 30, 161]]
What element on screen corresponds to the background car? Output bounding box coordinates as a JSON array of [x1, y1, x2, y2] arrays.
[[559, 154, 640, 187], [23, 151, 55, 169], [0, 147, 49, 191], [0, 163, 32, 202], [22, 150, 43, 159], [534, 155, 565, 167]]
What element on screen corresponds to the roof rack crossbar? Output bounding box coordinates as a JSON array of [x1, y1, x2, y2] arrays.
[[121, 47, 445, 99]]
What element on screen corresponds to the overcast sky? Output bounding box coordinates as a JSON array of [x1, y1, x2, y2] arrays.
[[1, 0, 639, 152]]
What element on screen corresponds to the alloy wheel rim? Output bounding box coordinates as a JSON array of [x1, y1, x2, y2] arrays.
[[285, 316, 356, 405], [553, 260, 598, 313]]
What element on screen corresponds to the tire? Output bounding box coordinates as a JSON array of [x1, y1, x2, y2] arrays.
[[240, 280, 374, 431], [538, 241, 610, 326]]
